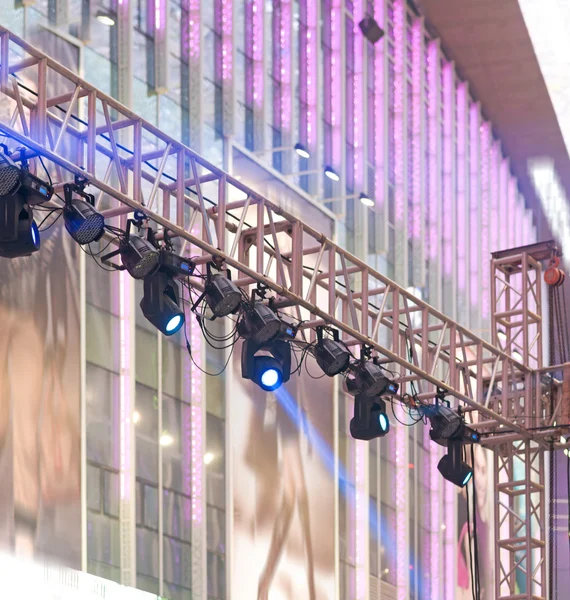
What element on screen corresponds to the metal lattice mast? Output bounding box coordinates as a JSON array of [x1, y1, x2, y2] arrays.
[[1, 27, 569, 598]]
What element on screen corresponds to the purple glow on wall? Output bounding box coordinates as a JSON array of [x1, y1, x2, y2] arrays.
[[278, 0, 292, 133], [410, 19, 422, 240], [490, 142, 500, 252], [480, 122, 490, 320], [220, 0, 232, 81], [188, 0, 200, 59], [393, 0, 405, 225], [444, 473, 455, 600], [469, 104, 479, 308], [442, 62, 454, 276], [190, 313, 203, 525], [331, 0, 342, 166], [374, 0, 385, 210], [353, 0, 365, 188], [456, 82, 467, 291], [427, 42, 439, 260]]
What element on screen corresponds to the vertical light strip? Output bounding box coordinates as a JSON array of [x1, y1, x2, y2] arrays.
[[490, 142, 500, 253], [374, 0, 385, 213], [469, 103, 480, 308], [188, 0, 200, 59], [280, 0, 292, 134], [480, 122, 490, 321], [252, 0, 264, 109], [427, 42, 439, 262], [425, 430, 440, 598], [442, 62, 454, 277], [353, 0, 365, 189], [155, 0, 164, 30], [499, 159, 509, 251], [331, 0, 342, 167], [306, 0, 317, 148], [118, 270, 134, 586], [190, 320, 203, 526], [395, 420, 407, 600], [393, 0, 405, 225], [456, 82, 467, 292], [410, 19, 422, 240], [443, 474, 455, 600], [354, 440, 367, 600], [220, 0, 233, 82], [515, 195, 525, 248], [508, 177, 517, 250]]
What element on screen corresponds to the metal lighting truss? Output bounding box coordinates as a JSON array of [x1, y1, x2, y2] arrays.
[[0, 27, 568, 599]]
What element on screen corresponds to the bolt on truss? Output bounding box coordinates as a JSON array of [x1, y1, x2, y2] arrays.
[[0, 27, 569, 599]]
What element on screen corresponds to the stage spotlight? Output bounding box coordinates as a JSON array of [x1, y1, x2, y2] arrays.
[[346, 360, 399, 398], [63, 198, 105, 244], [239, 301, 282, 344], [437, 441, 473, 488], [294, 143, 310, 159], [96, 10, 116, 26], [241, 338, 291, 392], [0, 162, 53, 205], [0, 197, 40, 258], [120, 234, 160, 279], [203, 265, 242, 318], [350, 395, 390, 440], [313, 327, 350, 376], [425, 403, 480, 446], [324, 166, 340, 182], [140, 270, 185, 335]]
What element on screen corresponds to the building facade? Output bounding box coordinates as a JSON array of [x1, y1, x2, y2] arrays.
[[0, 1, 538, 600]]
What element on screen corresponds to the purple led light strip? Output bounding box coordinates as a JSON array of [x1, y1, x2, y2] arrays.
[[331, 0, 342, 167], [220, 0, 232, 82], [300, 0, 318, 148], [427, 42, 439, 261], [246, 0, 264, 108], [353, 0, 365, 189], [188, 0, 200, 60], [508, 177, 517, 250], [154, 0, 164, 31], [119, 271, 132, 501], [490, 142, 500, 253], [425, 427, 441, 598], [393, 0, 405, 226], [499, 159, 509, 251], [374, 0, 385, 210], [355, 440, 366, 600], [442, 62, 453, 276], [410, 19, 422, 240], [456, 82, 467, 291], [480, 122, 490, 321], [469, 103, 479, 308]]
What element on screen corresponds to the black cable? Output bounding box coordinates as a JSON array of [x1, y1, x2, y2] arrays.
[[39, 210, 62, 232], [465, 446, 477, 600]]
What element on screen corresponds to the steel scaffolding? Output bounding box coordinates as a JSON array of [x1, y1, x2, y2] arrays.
[[0, 26, 568, 599]]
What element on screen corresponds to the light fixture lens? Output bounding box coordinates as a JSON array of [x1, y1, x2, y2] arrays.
[[462, 471, 473, 486], [165, 314, 183, 333], [133, 411, 141, 424], [260, 368, 280, 390], [497, 329, 507, 343], [31, 221, 39, 247], [96, 12, 116, 26], [512, 350, 523, 362], [204, 452, 214, 465], [378, 412, 389, 432], [360, 193, 374, 207], [294, 143, 310, 159], [324, 166, 340, 182]]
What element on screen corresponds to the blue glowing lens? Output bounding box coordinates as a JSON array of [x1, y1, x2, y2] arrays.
[[165, 314, 183, 334], [378, 413, 389, 432], [260, 368, 280, 390], [31, 221, 39, 247], [462, 471, 473, 486]]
